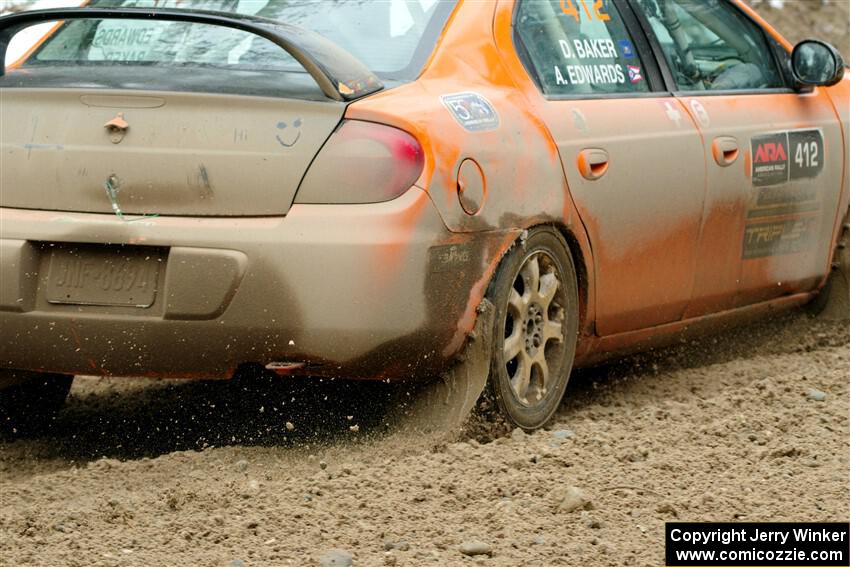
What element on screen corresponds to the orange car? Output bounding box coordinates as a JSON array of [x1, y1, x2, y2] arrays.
[[0, 0, 847, 432]]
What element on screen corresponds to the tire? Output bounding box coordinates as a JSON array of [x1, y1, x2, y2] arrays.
[[487, 226, 579, 430], [0, 370, 73, 435]]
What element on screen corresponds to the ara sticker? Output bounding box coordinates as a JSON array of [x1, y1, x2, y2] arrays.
[[751, 132, 789, 187], [440, 92, 499, 132]]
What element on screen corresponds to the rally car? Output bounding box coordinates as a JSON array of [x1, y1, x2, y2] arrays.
[[0, 0, 847, 432]]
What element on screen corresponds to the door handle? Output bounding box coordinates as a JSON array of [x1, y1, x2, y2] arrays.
[[577, 148, 609, 180], [711, 136, 739, 167]]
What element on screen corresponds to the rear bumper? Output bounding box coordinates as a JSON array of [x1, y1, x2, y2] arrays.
[[0, 189, 515, 380]]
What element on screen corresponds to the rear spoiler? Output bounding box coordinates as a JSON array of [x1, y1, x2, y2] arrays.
[[0, 7, 383, 101]]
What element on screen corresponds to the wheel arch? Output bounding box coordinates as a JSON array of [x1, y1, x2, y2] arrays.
[[483, 221, 594, 339]]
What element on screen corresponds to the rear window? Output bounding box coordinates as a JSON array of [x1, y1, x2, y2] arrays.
[[18, 0, 455, 82]]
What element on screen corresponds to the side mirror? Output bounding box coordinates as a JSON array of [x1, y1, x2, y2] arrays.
[[791, 40, 846, 88]]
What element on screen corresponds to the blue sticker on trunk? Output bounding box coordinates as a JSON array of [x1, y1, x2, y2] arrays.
[[440, 92, 500, 132]]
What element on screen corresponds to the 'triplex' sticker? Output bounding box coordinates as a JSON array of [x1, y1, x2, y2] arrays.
[[440, 92, 500, 132], [742, 218, 818, 259]]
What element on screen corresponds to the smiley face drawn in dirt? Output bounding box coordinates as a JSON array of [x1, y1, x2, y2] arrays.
[[276, 118, 302, 148]]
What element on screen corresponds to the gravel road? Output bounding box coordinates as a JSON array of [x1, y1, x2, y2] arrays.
[[1, 310, 847, 566]]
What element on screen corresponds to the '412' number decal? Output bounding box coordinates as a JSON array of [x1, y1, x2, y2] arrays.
[[789, 129, 824, 181], [795, 140, 818, 169], [560, 0, 611, 21]]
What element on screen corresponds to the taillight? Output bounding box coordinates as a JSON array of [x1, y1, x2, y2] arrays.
[[294, 120, 425, 204]]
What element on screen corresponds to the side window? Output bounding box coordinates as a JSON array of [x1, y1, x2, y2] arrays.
[[635, 0, 784, 91], [515, 0, 651, 96]]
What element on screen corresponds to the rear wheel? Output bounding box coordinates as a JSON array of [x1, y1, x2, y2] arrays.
[[488, 227, 579, 430], [0, 371, 73, 435]]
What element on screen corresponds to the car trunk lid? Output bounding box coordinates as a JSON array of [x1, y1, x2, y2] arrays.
[[0, 86, 345, 216]]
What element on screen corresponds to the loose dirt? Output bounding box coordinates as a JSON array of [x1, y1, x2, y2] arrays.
[[1, 311, 847, 566]]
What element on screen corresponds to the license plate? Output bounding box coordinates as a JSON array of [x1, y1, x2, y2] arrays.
[[45, 246, 163, 307]]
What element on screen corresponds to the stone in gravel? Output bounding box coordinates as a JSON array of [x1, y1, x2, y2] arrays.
[[230, 561, 246, 567], [581, 511, 603, 528], [88, 458, 120, 470], [383, 540, 410, 551], [460, 541, 493, 556], [510, 427, 526, 442], [656, 502, 678, 516], [319, 460, 328, 470], [551, 485, 591, 513], [586, 517, 602, 528], [770, 446, 801, 459], [807, 388, 827, 402], [285, 421, 295, 431], [235, 460, 248, 473], [552, 429, 575, 440], [318, 549, 353, 567]]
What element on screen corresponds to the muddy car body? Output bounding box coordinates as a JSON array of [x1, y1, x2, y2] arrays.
[[1, 0, 848, 430]]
